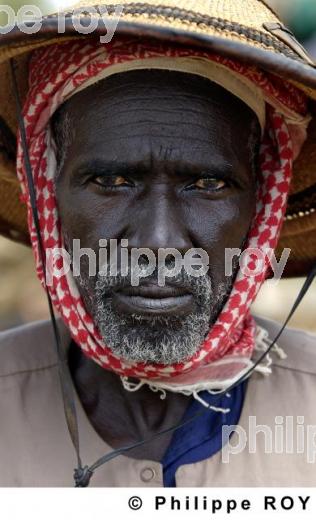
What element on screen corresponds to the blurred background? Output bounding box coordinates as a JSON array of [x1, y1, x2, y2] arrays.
[[0, 0, 316, 331]]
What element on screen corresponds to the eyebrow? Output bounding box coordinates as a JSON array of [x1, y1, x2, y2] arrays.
[[72, 157, 236, 180], [74, 159, 147, 178]]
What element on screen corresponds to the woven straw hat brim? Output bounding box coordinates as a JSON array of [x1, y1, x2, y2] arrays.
[[1, 0, 316, 276]]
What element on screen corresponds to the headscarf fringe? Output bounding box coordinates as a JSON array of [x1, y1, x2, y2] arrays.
[[121, 324, 286, 411], [253, 324, 287, 376]]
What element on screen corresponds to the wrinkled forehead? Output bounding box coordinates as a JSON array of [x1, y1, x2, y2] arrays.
[[51, 69, 260, 168], [57, 68, 259, 124]]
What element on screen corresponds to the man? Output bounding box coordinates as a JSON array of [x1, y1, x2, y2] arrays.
[[0, 0, 316, 487]]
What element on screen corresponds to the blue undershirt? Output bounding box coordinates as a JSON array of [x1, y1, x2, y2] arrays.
[[161, 380, 247, 486]]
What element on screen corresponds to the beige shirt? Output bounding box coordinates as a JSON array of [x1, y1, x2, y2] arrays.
[[0, 315, 316, 487]]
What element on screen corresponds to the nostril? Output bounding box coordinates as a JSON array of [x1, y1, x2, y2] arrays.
[[138, 254, 150, 267], [164, 253, 177, 265]]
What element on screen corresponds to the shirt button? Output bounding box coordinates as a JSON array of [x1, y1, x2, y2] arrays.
[[140, 467, 156, 483]]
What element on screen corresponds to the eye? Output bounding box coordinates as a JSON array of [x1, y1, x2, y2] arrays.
[[188, 177, 227, 191], [92, 175, 133, 189]]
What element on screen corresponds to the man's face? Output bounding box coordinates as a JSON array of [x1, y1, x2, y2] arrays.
[[53, 70, 259, 365]]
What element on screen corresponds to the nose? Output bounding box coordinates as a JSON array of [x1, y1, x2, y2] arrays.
[[126, 192, 193, 254]]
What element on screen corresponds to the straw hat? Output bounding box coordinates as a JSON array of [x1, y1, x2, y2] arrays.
[[0, 0, 316, 276]]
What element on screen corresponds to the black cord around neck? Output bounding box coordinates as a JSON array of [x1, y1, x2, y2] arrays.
[[10, 56, 316, 488], [10, 58, 83, 475]]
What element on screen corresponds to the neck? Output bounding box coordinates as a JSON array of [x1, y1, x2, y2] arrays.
[[68, 341, 191, 461]]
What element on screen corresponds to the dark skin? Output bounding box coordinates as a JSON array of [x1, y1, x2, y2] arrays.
[[54, 70, 259, 461]]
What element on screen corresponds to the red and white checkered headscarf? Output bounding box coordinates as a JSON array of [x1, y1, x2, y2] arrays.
[[16, 37, 309, 394]]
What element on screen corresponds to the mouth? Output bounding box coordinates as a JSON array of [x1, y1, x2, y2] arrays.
[[111, 283, 194, 317]]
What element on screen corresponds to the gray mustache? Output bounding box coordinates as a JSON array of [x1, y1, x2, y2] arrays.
[[96, 260, 212, 297]]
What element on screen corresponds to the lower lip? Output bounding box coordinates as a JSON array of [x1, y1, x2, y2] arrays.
[[112, 293, 194, 316]]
